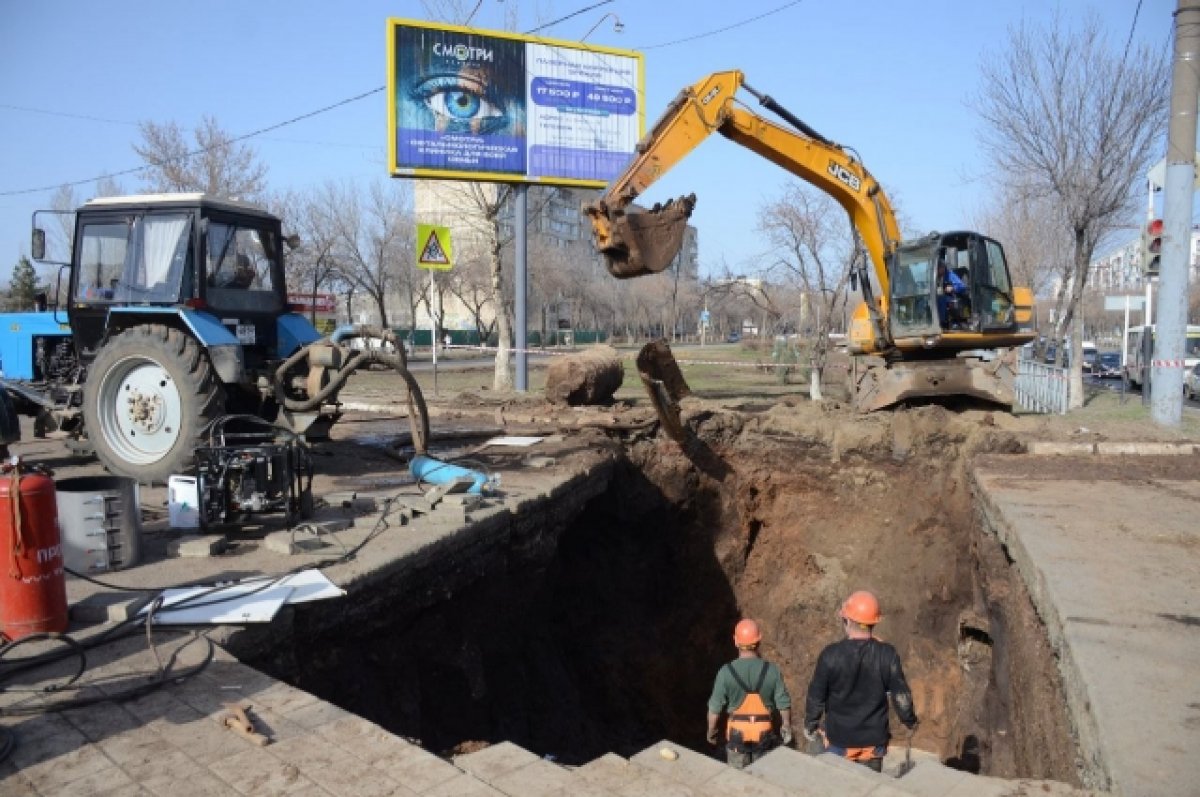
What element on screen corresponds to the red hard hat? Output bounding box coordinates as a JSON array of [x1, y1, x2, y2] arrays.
[[840, 591, 882, 626], [733, 619, 762, 647]]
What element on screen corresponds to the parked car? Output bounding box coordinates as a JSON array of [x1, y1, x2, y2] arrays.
[[1096, 352, 1122, 379], [1185, 362, 1200, 400], [1081, 345, 1099, 373], [1044, 347, 1069, 367], [727, 331, 741, 343]]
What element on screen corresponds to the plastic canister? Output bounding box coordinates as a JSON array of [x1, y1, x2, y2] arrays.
[[168, 475, 199, 530], [54, 476, 141, 573]]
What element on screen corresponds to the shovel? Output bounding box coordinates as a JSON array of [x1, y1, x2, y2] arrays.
[[895, 728, 915, 777]]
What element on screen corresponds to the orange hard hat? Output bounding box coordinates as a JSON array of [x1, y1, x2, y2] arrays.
[[733, 619, 762, 647], [840, 591, 882, 626]]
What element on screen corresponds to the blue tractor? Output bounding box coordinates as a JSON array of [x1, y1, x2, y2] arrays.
[[11, 193, 427, 484]]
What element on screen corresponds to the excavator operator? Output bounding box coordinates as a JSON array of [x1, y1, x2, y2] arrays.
[[937, 251, 970, 330], [707, 619, 793, 769]]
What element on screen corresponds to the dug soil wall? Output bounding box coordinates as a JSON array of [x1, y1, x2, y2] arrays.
[[249, 402, 1080, 783]]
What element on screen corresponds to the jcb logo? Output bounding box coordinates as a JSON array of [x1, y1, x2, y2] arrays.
[[828, 161, 862, 192], [700, 86, 722, 106]]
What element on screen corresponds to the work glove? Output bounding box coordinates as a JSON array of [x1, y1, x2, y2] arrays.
[[803, 729, 824, 756], [706, 727, 720, 746], [780, 726, 794, 746]]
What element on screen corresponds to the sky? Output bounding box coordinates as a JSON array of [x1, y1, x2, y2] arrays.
[[0, 0, 1178, 284]]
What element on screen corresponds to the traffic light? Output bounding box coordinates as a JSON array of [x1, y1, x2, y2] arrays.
[[1142, 218, 1163, 275]]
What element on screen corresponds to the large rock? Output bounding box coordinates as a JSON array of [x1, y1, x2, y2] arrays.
[[544, 345, 624, 405]]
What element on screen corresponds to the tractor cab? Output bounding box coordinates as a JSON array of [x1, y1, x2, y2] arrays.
[[58, 194, 288, 369]]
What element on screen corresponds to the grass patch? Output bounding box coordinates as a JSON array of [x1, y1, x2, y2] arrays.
[[1027, 388, 1200, 440]]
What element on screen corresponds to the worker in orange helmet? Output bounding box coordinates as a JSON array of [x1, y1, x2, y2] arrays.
[[706, 619, 793, 769], [803, 590, 918, 772]]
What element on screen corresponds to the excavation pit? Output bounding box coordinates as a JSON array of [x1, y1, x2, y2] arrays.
[[243, 405, 1081, 784]]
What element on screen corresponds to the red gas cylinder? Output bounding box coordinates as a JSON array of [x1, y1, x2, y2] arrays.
[[0, 468, 68, 640]]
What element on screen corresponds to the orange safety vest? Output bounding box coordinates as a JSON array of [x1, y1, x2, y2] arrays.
[[724, 660, 777, 750]]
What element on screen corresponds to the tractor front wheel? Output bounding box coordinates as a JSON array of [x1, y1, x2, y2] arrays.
[[83, 325, 225, 485]]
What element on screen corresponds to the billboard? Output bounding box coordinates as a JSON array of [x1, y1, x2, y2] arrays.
[[387, 18, 644, 188]]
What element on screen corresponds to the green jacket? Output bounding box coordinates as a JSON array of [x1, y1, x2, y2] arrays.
[[708, 657, 791, 715]]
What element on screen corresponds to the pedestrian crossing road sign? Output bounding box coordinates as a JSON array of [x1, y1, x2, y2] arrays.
[[417, 223, 453, 271]]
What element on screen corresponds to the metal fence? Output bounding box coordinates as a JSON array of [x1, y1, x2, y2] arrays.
[[1014, 351, 1070, 414]]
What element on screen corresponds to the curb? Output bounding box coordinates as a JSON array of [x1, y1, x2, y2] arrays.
[[1025, 440, 1199, 456]]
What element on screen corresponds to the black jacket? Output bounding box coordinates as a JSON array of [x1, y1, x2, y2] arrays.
[[804, 637, 917, 748]]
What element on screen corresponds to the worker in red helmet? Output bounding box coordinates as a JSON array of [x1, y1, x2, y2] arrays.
[[803, 590, 918, 772], [706, 619, 793, 769]]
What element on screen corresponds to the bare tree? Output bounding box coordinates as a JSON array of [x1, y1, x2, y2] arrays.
[[973, 180, 1067, 302], [974, 179, 1075, 360], [318, 180, 414, 329], [133, 115, 268, 200], [758, 185, 858, 399], [974, 13, 1168, 407], [271, 188, 344, 326], [427, 181, 518, 388], [445, 251, 497, 342]]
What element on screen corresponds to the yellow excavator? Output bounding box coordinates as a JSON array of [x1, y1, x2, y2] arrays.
[[584, 71, 1036, 413]]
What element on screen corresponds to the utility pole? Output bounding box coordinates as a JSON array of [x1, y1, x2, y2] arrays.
[[1151, 0, 1200, 426]]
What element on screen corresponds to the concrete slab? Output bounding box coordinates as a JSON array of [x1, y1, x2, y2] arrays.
[[423, 773, 509, 796], [453, 742, 542, 783], [974, 458, 1200, 797], [574, 753, 645, 793], [888, 760, 970, 796], [744, 747, 876, 796], [1026, 442, 1097, 456], [542, 779, 619, 797], [487, 757, 580, 796], [627, 740, 727, 788], [613, 766, 700, 797], [695, 766, 792, 797]]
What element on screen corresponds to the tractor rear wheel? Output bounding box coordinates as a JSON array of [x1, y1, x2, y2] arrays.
[[83, 325, 225, 485]]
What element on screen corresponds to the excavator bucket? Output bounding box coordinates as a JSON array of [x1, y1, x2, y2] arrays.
[[636, 340, 692, 442], [593, 194, 696, 279]]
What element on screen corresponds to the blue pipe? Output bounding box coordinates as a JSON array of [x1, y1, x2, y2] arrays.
[[409, 454, 491, 495]]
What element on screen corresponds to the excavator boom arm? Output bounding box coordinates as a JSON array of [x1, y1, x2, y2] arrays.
[[584, 70, 899, 348]]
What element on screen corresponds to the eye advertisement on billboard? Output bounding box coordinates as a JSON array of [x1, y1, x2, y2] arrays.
[[388, 19, 644, 188]]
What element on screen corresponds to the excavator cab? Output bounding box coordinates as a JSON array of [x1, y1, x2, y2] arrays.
[[888, 232, 1019, 344]]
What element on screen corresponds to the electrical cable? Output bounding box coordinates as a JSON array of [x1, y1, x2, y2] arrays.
[[1, 0, 807, 198], [0, 88, 382, 197], [0, 633, 87, 694], [1120, 0, 1145, 66], [635, 0, 805, 50], [0, 726, 13, 765], [65, 567, 168, 592], [0, 633, 215, 717], [524, 0, 614, 35]]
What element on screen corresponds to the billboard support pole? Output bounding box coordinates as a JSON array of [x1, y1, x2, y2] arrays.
[[515, 183, 529, 392]]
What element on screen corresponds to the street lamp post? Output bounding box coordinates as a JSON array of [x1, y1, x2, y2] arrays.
[[581, 12, 623, 41]]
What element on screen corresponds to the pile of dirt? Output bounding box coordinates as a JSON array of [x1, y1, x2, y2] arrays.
[[544, 345, 624, 405]]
